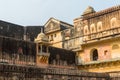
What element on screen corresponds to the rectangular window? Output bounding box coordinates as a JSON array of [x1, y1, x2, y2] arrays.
[[50, 35, 53, 41], [48, 36, 49, 39], [54, 34, 56, 37]]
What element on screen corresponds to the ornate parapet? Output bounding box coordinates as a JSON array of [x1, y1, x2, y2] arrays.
[[82, 5, 120, 19]]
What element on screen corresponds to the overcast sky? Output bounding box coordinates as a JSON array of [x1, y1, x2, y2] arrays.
[[0, 0, 119, 26]]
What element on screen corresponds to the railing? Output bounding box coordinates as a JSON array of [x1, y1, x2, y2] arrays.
[[49, 65, 75, 69], [83, 27, 120, 42], [38, 52, 50, 56], [0, 53, 36, 66], [0, 63, 109, 80]]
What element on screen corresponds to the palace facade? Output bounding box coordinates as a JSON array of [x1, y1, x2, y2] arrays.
[[45, 5, 120, 73], [0, 5, 120, 80]]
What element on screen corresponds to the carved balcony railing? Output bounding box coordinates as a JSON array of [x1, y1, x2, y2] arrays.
[[38, 52, 50, 56], [83, 27, 120, 42]]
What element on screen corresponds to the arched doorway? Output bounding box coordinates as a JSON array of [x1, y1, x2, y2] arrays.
[[91, 49, 98, 61]]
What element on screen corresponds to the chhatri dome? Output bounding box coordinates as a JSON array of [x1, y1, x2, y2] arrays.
[[83, 6, 96, 15], [34, 28, 49, 43]]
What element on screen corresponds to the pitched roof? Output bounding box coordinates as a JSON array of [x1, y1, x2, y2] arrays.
[[44, 17, 73, 34], [44, 17, 73, 27]]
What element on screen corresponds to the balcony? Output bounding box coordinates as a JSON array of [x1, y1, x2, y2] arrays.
[[83, 27, 120, 42], [38, 52, 50, 56]]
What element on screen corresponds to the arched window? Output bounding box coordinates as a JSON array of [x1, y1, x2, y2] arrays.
[[97, 22, 102, 32], [112, 44, 119, 50], [110, 18, 117, 28], [84, 25, 89, 35], [91, 49, 98, 61], [90, 24, 96, 33]]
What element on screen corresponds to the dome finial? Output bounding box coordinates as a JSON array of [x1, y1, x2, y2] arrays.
[[41, 27, 43, 33], [34, 27, 49, 43], [82, 6, 96, 15]]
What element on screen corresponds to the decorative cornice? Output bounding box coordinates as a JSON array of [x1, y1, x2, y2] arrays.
[[83, 5, 120, 19]]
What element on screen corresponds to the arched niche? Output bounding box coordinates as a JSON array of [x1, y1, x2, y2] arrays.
[[84, 25, 89, 35], [83, 25, 90, 41], [90, 48, 98, 61], [110, 17, 118, 28], [111, 44, 120, 58], [90, 24, 96, 33], [97, 21, 103, 32], [112, 44, 119, 50]]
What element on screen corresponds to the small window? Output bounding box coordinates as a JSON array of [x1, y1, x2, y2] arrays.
[[104, 50, 108, 55], [91, 49, 98, 61], [50, 35, 53, 41], [54, 34, 56, 37]]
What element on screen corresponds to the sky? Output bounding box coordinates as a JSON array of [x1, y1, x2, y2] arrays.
[[0, 0, 119, 26]]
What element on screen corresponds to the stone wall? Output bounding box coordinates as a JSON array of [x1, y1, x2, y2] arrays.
[[26, 26, 42, 41], [0, 63, 110, 80], [0, 20, 42, 42], [0, 20, 24, 40]]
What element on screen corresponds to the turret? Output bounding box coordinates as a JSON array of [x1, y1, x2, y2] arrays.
[[34, 28, 50, 67]]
